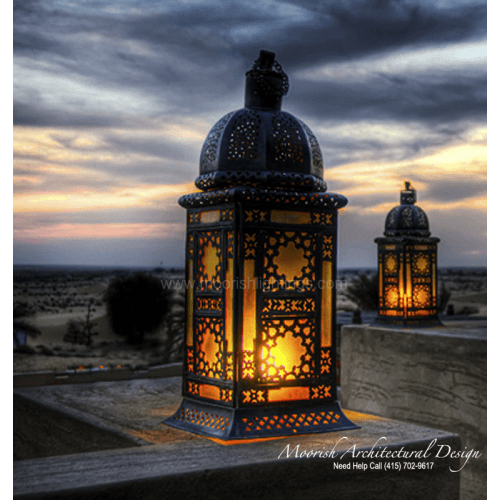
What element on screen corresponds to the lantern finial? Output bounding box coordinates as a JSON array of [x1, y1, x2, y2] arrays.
[[245, 50, 289, 110], [401, 181, 416, 205]]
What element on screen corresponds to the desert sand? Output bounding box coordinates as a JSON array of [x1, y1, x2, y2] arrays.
[[13, 267, 486, 375]]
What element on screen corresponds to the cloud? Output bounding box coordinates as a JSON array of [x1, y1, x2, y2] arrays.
[[12, 0, 487, 267]]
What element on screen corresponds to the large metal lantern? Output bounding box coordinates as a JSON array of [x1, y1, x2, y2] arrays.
[[375, 182, 441, 327], [164, 51, 358, 441]]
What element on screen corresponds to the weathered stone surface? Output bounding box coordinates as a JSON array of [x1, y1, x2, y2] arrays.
[[14, 408, 461, 500], [340, 321, 486, 500], [14, 377, 197, 460]]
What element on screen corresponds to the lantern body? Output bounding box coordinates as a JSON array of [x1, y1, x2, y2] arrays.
[[164, 51, 358, 440], [375, 183, 441, 327]]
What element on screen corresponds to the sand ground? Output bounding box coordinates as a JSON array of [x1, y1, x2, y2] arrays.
[[13, 268, 486, 374]]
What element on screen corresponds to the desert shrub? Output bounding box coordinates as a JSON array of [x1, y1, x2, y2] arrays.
[[64, 299, 99, 346], [104, 272, 172, 345], [344, 273, 379, 311], [13, 301, 42, 346]]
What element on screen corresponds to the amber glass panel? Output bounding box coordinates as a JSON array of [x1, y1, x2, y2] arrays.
[[261, 331, 306, 379], [225, 258, 233, 347], [270, 210, 311, 225], [200, 210, 220, 223], [267, 386, 310, 402], [378, 261, 383, 306], [274, 241, 308, 282], [406, 261, 412, 308], [432, 259, 437, 302], [385, 285, 399, 309], [201, 241, 219, 282], [186, 260, 193, 346], [321, 260, 332, 347], [386, 310, 402, 316], [242, 259, 256, 352], [199, 384, 221, 401]]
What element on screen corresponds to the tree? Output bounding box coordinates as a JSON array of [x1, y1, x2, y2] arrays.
[[64, 299, 99, 346], [343, 273, 379, 311], [104, 272, 172, 344], [13, 301, 42, 347]]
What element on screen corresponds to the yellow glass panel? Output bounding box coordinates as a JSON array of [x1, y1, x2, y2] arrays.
[[261, 331, 306, 379], [378, 261, 383, 305], [414, 245, 429, 250], [385, 286, 399, 308], [201, 241, 219, 281], [199, 384, 221, 401], [270, 210, 311, 225], [186, 260, 193, 346], [200, 210, 220, 223], [201, 325, 218, 368], [414, 254, 430, 274], [399, 261, 404, 307], [432, 261, 437, 301], [267, 386, 310, 402], [274, 242, 307, 282], [321, 260, 332, 347], [242, 259, 256, 351], [385, 245, 396, 250], [385, 255, 398, 273], [386, 310, 402, 316], [225, 258, 233, 347], [406, 261, 412, 307]]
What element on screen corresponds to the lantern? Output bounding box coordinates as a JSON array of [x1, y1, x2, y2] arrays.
[[375, 182, 441, 327], [164, 51, 358, 441]]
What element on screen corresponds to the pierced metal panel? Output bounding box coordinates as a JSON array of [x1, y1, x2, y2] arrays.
[[227, 110, 261, 161], [200, 112, 233, 171], [272, 113, 305, 163], [260, 317, 315, 381], [195, 231, 223, 291], [194, 317, 224, 379], [262, 231, 316, 292]]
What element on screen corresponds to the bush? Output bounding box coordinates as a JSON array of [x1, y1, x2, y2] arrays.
[[13, 301, 41, 346], [104, 272, 172, 344], [64, 299, 99, 346]]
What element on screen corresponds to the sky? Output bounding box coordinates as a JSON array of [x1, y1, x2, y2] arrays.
[[12, 0, 487, 269]]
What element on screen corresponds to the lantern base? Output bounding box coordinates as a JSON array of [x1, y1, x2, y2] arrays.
[[373, 315, 443, 328], [163, 398, 359, 441]]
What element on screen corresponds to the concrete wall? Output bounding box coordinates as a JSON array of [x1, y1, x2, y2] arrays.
[[340, 322, 486, 500]]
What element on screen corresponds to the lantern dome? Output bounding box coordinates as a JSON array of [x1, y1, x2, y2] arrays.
[[195, 50, 326, 192], [384, 182, 430, 237]]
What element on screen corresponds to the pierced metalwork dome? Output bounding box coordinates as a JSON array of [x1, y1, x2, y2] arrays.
[[196, 50, 326, 192], [384, 182, 430, 237]]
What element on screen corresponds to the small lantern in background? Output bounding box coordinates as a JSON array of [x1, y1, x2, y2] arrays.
[[164, 50, 358, 441], [375, 182, 441, 327]]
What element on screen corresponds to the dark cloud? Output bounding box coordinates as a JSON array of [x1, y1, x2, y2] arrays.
[[13, 0, 486, 122], [288, 70, 486, 124], [13, 101, 128, 128]]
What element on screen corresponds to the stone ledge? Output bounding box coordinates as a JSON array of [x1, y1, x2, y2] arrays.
[[14, 411, 461, 500], [13, 362, 183, 388], [340, 322, 486, 500], [14, 376, 462, 499]]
